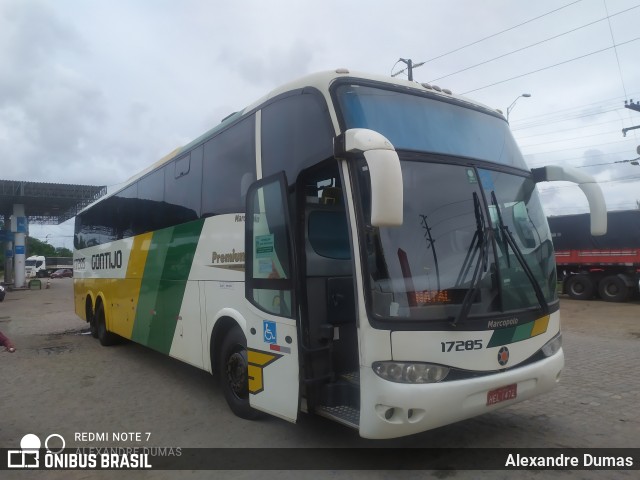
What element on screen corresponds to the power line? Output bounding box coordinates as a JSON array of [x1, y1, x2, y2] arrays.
[[462, 37, 640, 94], [537, 173, 640, 192], [420, 0, 584, 64], [392, 58, 425, 81], [604, 0, 629, 100], [518, 128, 625, 148], [525, 148, 635, 168], [522, 137, 637, 156], [429, 4, 640, 83], [514, 118, 629, 140], [511, 91, 637, 126], [512, 104, 633, 132], [512, 107, 621, 131], [577, 157, 640, 168]]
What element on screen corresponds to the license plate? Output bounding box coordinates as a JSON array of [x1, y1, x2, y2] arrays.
[[487, 383, 518, 406]]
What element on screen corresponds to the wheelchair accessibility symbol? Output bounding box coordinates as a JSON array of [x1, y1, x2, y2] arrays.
[[263, 320, 277, 344]]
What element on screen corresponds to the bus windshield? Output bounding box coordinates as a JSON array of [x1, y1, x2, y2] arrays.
[[354, 157, 557, 322], [335, 83, 528, 170], [335, 83, 557, 322]]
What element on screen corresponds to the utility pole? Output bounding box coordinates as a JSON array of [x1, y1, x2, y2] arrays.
[[393, 58, 425, 81], [625, 99, 640, 113], [623, 99, 640, 136]]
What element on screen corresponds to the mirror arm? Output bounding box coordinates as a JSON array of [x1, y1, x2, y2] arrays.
[[531, 165, 607, 236]]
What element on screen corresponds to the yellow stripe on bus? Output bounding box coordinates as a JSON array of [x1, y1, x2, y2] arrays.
[[74, 233, 154, 340], [111, 232, 153, 339], [530, 315, 550, 337]]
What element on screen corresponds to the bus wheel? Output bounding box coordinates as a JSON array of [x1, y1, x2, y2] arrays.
[[598, 275, 628, 302], [565, 274, 594, 300], [218, 327, 260, 420], [96, 303, 118, 346], [89, 312, 99, 339]]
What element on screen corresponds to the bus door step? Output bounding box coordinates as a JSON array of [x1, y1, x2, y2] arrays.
[[315, 405, 360, 430], [340, 370, 359, 385]]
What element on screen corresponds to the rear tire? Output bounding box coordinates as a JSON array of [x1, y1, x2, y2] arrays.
[[565, 274, 594, 300], [89, 313, 98, 338], [598, 275, 629, 302], [96, 303, 118, 346], [218, 326, 261, 420], [87, 302, 98, 338]]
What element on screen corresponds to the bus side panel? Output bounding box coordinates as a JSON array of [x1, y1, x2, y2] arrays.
[[131, 220, 204, 354], [110, 233, 153, 339], [167, 280, 203, 369], [73, 233, 152, 335]]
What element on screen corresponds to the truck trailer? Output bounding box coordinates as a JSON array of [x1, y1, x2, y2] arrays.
[[25, 256, 73, 278], [548, 210, 640, 302]]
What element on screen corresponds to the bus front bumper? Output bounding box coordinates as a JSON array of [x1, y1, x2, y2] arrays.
[[358, 350, 564, 439]]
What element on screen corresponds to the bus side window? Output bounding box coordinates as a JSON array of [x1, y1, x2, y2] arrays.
[[240, 172, 255, 200], [165, 148, 202, 223], [307, 209, 350, 260], [261, 91, 334, 184], [201, 115, 255, 217]]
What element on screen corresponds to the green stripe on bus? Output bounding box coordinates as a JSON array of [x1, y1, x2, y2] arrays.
[[132, 220, 204, 354], [487, 327, 514, 348], [487, 318, 546, 348], [512, 322, 534, 343]]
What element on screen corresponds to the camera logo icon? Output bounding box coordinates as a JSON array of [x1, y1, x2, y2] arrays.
[[7, 433, 65, 468]]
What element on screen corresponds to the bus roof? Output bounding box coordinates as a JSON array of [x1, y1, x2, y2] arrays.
[[80, 69, 503, 213]]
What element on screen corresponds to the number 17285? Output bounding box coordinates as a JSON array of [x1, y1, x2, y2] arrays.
[[441, 340, 482, 352]]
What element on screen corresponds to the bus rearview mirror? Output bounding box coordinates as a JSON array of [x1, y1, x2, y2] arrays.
[[335, 129, 403, 227]]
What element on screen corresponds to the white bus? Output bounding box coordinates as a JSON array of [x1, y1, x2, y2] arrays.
[[74, 69, 606, 439]]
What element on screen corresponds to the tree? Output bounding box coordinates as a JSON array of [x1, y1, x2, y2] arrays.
[[55, 247, 73, 257], [26, 237, 57, 257]]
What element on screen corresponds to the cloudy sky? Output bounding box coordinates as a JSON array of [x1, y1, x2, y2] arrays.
[[1, 0, 638, 246]]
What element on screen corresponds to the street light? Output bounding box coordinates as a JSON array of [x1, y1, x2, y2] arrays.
[[507, 93, 531, 121]]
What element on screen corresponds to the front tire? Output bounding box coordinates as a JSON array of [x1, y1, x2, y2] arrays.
[[218, 326, 260, 420]]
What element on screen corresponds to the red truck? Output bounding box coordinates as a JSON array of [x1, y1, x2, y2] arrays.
[[548, 210, 640, 302]]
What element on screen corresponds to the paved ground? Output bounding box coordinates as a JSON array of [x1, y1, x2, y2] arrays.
[[1, 278, 639, 479]]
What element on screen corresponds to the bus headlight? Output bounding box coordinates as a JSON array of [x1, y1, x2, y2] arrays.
[[372, 361, 449, 383], [541, 333, 562, 357]]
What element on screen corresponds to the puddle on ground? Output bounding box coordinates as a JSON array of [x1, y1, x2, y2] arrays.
[[37, 344, 73, 355], [44, 328, 90, 339]]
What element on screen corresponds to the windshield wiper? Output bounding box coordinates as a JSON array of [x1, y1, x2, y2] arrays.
[[490, 191, 549, 316], [452, 192, 490, 327]]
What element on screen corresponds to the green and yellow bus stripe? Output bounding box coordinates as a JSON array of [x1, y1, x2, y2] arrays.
[[130, 220, 204, 354]]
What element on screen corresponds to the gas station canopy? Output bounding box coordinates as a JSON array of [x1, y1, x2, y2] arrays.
[[1, 179, 106, 288], [0, 180, 106, 225]]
